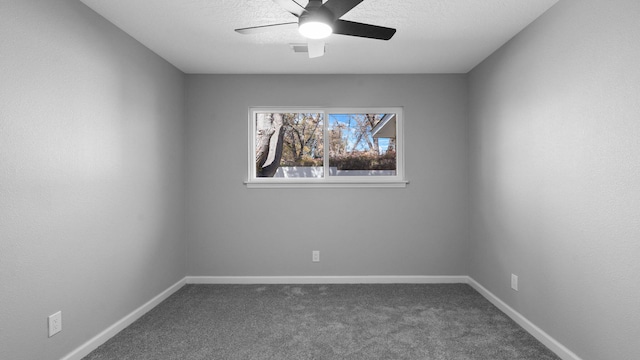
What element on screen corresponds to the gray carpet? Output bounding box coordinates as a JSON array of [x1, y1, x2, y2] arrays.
[[82, 284, 560, 360]]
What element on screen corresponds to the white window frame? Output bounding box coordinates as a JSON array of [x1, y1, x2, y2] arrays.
[[245, 107, 407, 188]]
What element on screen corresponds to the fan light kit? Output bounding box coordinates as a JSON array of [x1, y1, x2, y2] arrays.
[[299, 21, 332, 39], [235, 0, 396, 58], [298, 3, 334, 39]]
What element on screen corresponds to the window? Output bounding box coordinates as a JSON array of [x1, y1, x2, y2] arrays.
[[247, 107, 406, 188]]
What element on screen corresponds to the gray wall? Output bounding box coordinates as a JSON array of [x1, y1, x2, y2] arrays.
[[0, 1, 185, 359], [468, 0, 640, 359], [185, 75, 469, 277]]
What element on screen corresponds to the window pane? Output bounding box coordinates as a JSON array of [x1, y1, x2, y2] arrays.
[[255, 112, 324, 178], [328, 113, 397, 176]]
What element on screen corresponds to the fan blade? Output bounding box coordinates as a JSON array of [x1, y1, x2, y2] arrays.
[[322, 0, 364, 19], [333, 20, 396, 40], [307, 39, 325, 58], [235, 22, 298, 35], [272, 0, 305, 17]]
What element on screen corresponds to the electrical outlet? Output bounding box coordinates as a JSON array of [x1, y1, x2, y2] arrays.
[[312, 250, 320, 262], [48, 311, 62, 337], [511, 274, 519, 291]]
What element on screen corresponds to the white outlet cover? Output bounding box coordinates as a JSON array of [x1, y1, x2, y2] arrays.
[[511, 274, 519, 291], [48, 311, 62, 337]]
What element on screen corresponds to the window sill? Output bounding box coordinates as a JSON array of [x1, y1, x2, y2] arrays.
[[244, 180, 409, 189]]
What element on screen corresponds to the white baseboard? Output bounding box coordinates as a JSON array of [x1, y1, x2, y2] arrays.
[[60, 278, 186, 360], [185, 275, 469, 284], [467, 277, 582, 360]]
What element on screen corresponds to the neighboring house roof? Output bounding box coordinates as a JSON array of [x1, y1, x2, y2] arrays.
[[371, 114, 396, 139]]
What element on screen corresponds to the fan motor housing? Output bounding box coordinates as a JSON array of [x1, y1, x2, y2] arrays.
[[298, 6, 334, 27]]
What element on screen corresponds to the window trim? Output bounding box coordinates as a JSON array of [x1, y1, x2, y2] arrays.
[[246, 107, 407, 188]]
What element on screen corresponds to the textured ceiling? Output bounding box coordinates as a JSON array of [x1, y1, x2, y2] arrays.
[[80, 0, 559, 74]]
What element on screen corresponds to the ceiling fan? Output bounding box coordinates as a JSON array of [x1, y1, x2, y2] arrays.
[[234, 0, 396, 58]]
